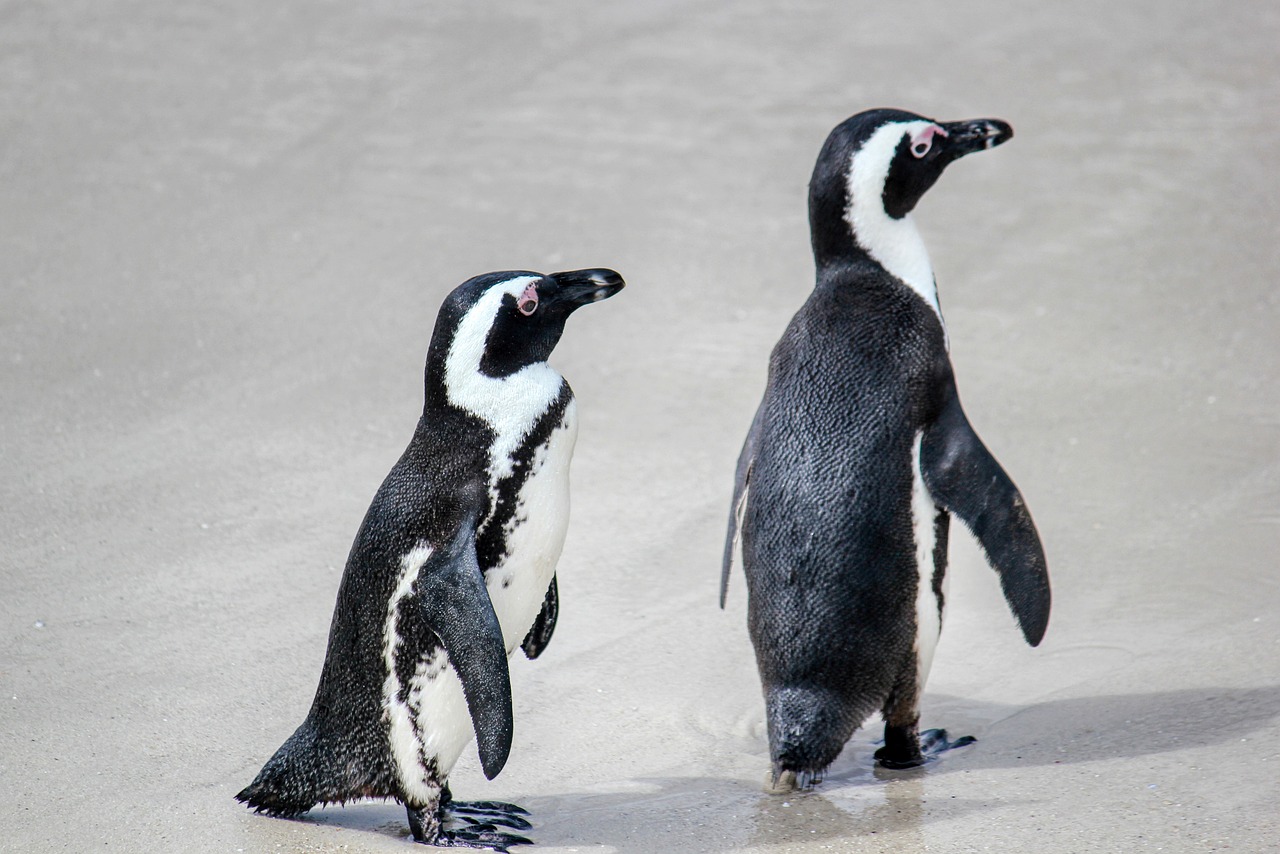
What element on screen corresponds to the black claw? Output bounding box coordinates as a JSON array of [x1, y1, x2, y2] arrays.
[[446, 827, 534, 851], [457, 821, 499, 832], [453, 811, 533, 831], [446, 797, 534, 831], [451, 800, 530, 815]]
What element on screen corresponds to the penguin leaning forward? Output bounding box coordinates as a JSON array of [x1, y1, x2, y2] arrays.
[[237, 268, 625, 849], [721, 108, 1051, 792]]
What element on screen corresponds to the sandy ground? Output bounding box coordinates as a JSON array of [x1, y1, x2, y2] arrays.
[[2, 1, 1278, 852]]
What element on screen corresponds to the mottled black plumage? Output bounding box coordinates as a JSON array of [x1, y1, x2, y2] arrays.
[[722, 109, 1049, 788], [237, 268, 623, 849]]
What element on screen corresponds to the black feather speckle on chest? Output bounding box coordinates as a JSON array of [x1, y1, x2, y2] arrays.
[[474, 384, 573, 572]]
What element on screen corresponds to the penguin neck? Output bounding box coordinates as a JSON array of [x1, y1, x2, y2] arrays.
[[845, 219, 941, 327], [811, 143, 944, 327], [429, 289, 565, 484], [811, 216, 946, 333]]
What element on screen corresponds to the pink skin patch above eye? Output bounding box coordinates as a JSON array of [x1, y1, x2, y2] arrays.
[[517, 283, 539, 316], [910, 124, 948, 158]]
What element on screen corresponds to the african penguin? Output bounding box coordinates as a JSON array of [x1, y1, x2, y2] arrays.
[[721, 108, 1051, 791], [237, 268, 625, 849]]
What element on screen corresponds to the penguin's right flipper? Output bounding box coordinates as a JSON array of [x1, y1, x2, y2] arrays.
[[920, 387, 1051, 646], [414, 519, 513, 780], [520, 575, 558, 660], [721, 406, 762, 608]]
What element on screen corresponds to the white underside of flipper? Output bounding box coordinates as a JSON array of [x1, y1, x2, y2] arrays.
[[910, 432, 946, 693], [484, 398, 577, 645], [382, 543, 447, 805]]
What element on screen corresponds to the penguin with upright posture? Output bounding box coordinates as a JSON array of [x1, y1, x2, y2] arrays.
[[237, 268, 625, 849], [721, 109, 1050, 790]]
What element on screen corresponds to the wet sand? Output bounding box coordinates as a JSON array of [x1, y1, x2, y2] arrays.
[[2, 2, 1277, 851]]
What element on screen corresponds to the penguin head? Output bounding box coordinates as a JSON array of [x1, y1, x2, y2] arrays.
[[433, 268, 625, 381], [809, 108, 1013, 269]]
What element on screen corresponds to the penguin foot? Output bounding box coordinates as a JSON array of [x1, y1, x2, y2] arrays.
[[874, 727, 976, 769], [919, 727, 976, 758], [448, 800, 533, 831], [438, 825, 534, 851], [763, 767, 824, 794], [874, 745, 925, 770], [407, 802, 533, 851]]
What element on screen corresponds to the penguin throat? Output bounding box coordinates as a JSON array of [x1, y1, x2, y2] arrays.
[[844, 124, 945, 327], [443, 277, 564, 485]]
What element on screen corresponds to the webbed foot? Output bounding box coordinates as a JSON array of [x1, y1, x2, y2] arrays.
[[875, 725, 975, 769], [437, 825, 533, 851], [448, 800, 533, 832], [919, 727, 975, 756], [409, 793, 533, 850]]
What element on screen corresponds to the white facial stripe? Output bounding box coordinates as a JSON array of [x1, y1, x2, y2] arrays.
[[845, 121, 945, 329], [911, 432, 943, 691], [382, 542, 442, 804], [444, 276, 565, 488]]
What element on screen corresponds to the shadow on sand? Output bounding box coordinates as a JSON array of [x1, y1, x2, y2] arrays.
[[921, 683, 1280, 769], [275, 684, 1279, 851]]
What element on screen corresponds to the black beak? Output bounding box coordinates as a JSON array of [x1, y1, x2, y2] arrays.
[[547, 268, 626, 307], [940, 118, 1014, 159]]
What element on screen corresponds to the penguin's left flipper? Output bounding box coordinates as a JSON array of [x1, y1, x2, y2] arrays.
[[721, 406, 762, 607], [413, 518, 514, 780], [920, 387, 1051, 646], [520, 575, 558, 660]]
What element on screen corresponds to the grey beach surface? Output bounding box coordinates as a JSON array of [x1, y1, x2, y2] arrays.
[[2, 1, 1277, 851]]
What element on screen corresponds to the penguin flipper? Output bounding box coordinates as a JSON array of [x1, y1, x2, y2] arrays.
[[920, 388, 1051, 646], [415, 520, 514, 780], [521, 575, 558, 660], [721, 406, 762, 608]]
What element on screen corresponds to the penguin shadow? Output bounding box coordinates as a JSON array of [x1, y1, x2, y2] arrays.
[[268, 777, 991, 853], [919, 684, 1280, 770], [299, 799, 416, 841], [521, 775, 996, 853], [265, 685, 1280, 851], [521, 685, 1280, 852]]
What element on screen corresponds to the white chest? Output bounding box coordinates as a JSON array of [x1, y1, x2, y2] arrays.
[[485, 398, 578, 652]]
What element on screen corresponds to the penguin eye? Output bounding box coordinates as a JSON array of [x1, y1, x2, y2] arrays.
[[909, 124, 948, 159], [516, 283, 539, 316]]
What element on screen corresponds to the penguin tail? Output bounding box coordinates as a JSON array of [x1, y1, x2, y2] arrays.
[[765, 684, 862, 785], [235, 720, 329, 817]]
